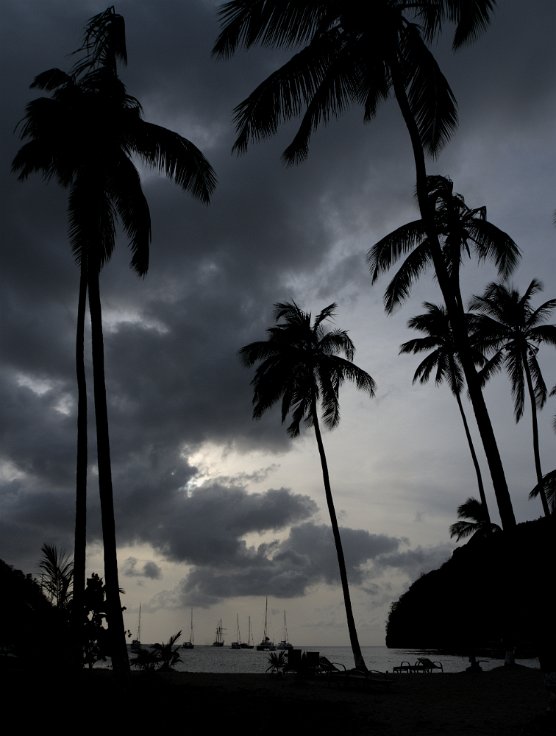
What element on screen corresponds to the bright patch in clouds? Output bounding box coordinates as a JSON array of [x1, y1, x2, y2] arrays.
[[102, 308, 170, 334]]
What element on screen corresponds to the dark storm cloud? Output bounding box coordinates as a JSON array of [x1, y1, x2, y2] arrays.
[[122, 557, 162, 580], [168, 521, 440, 608]]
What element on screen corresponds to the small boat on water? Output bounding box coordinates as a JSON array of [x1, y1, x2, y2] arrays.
[[131, 604, 142, 652], [276, 610, 293, 650], [212, 619, 225, 647], [230, 614, 242, 649], [182, 608, 194, 649], [241, 616, 254, 649], [256, 597, 276, 651]]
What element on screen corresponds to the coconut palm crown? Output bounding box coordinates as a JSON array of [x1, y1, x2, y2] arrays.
[[240, 301, 376, 437], [470, 279, 556, 515], [213, 1, 496, 163], [400, 301, 492, 521]]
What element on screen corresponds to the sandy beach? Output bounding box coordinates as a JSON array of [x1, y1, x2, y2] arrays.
[[4, 663, 554, 735]]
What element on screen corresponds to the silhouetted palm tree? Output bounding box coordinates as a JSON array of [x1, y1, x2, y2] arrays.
[[470, 279, 556, 516], [213, 2, 518, 531], [529, 470, 556, 514], [400, 302, 492, 522], [240, 302, 375, 671], [369, 176, 519, 530], [449, 497, 501, 542], [13, 8, 217, 676]]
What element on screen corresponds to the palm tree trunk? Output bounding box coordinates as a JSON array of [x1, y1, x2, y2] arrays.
[[391, 67, 516, 531], [523, 358, 550, 515], [72, 263, 88, 670], [311, 398, 367, 672], [453, 388, 491, 521], [88, 262, 130, 679]]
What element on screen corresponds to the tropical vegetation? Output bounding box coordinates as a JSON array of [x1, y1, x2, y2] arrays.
[[369, 175, 520, 530], [7, 1, 556, 680], [240, 301, 376, 672], [12, 7, 216, 676], [449, 497, 501, 543], [212, 1, 518, 532], [400, 302, 491, 520], [469, 279, 556, 516]]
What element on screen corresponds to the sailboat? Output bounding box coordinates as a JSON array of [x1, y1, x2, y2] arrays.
[[182, 608, 194, 649], [131, 604, 142, 651], [241, 616, 254, 649], [230, 614, 242, 649], [212, 619, 225, 647], [256, 597, 276, 651], [276, 610, 293, 650]]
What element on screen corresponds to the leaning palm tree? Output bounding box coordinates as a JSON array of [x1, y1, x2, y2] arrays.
[[13, 8, 217, 676], [449, 497, 501, 542], [369, 176, 519, 529], [470, 279, 556, 516], [240, 301, 376, 672], [400, 302, 493, 522], [213, 2, 518, 531]]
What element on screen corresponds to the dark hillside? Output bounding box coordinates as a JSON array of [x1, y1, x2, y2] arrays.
[[385, 516, 555, 656]]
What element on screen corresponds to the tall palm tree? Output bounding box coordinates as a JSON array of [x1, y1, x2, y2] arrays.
[[369, 176, 519, 529], [449, 497, 501, 542], [212, 2, 518, 530], [470, 279, 556, 516], [400, 301, 492, 522], [13, 8, 217, 676], [240, 302, 376, 671]]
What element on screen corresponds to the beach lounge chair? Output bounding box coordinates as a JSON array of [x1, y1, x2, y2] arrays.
[[318, 656, 347, 674], [394, 658, 443, 674], [393, 660, 413, 674], [415, 657, 443, 673], [318, 657, 393, 691]]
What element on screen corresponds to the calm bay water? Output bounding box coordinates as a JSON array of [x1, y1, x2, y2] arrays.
[[130, 644, 539, 675]]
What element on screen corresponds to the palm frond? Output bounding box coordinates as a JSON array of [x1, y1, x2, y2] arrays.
[[132, 121, 216, 203], [445, 0, 497, 49], [382, 241, 434, 313], [108, 154, 151, 276], [367, 220, 427, 284], [30, 68, 73, 91], [466, 220, 520, 278], [213, 0, 331, 57], [402, 23, 457, 155], [529, 469, 556, 512], [68, 179, 116, 269]]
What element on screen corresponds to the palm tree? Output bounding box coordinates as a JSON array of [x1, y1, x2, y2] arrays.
[[240, 301, 376, 672], [470, 279, 556, 516], [449, 497, 501, 542], [530, 470, 556, 514], [369, 176, 519, 529], [400, 302, 493, 522], [212, 2, 518, 531], [12, 8, 217, 676]]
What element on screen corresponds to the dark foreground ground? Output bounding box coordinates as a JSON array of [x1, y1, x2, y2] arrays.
[[3, 662, 554, 735]]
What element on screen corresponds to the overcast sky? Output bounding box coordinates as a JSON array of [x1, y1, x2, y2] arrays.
[[1, 1, 555, 649]]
